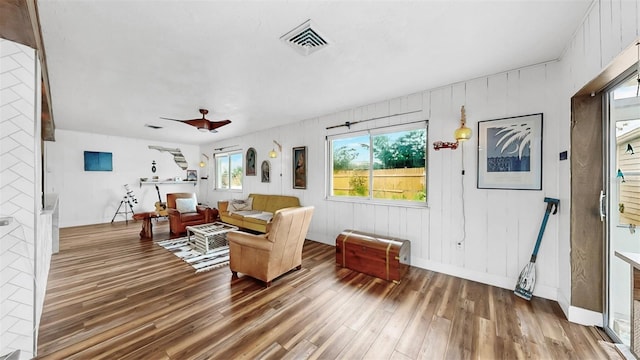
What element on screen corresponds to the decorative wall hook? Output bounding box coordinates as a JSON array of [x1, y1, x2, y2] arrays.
[[433, 141, 459, 150]]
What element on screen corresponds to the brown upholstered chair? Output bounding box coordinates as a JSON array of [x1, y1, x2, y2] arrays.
[[166, 193, 217, 236], [227, 206, 314, 287]]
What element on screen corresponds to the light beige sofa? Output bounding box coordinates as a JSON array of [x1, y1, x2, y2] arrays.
[[218, 193, 300, 233]]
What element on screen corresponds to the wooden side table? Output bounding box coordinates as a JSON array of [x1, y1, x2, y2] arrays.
[[132, 211, 159, 239]]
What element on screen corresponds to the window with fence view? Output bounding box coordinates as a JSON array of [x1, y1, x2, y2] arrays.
[[215, 151, 243, 190], [329, 124, 427, 203]]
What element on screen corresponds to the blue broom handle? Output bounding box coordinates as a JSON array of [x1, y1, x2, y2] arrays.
[[531, 198, 559, 262]]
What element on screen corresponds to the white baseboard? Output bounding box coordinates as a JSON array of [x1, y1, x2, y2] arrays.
[[411, 257, 559, 301], [557, 290, 571, 318], [555, 288, 603, 326], [307, 232, 333, 245], [567, 306, 603, 326]]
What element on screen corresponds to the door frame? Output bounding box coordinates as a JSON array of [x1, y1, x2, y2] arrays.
[[602, 65, 639, 344]]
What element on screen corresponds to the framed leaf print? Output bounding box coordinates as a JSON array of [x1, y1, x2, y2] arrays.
[[477, 113, 543, 190]]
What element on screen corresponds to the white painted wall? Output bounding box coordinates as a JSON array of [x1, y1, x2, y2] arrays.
[[201, 61, 563, 301], [556, 0, 639, 325], [0, 38, 40, 360], [45, 130, 201, 227]]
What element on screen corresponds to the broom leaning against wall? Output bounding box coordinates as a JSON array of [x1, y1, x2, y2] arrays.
[[514, 197, 560, 301]]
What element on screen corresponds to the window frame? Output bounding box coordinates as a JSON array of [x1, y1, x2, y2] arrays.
[[214, 150, 243, 192], [326, 121, 428, 207]]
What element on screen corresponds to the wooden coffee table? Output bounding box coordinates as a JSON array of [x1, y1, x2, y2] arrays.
[[186, 222, 239, 254], [132, 211, 160, 239]]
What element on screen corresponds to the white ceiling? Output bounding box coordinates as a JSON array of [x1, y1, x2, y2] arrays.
[[38, 0, 593, 145]]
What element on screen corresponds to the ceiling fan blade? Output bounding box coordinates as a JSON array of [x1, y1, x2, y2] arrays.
[[210, 119, 232, 130], [159, 112, 231, 133], [160, 117, 202, 122], [182, 119, 211, 129]]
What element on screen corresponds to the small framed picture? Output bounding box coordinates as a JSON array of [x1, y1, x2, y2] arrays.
[[261, 160, 270, 183], [246, 147, 257, 176], [477, 113, 543, 190], [293, 146, 307, 189], [186, 169, 197, 181]]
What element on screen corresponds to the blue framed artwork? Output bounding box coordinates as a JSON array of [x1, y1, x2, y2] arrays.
[[477, 113, 543, 190], [84, 151, 113, 171]]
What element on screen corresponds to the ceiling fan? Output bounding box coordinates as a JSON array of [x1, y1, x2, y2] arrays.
[[160, 109, 231, 133]]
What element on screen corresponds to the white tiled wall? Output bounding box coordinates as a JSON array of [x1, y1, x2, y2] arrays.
[[1, 38, 37, 359]]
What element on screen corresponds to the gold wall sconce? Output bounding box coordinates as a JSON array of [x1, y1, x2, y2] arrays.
[[198, 153, 209, 168], [269, 140, 282, 158], [433, 106, 472, 150]]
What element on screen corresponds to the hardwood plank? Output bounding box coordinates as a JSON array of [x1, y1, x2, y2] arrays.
[[307, 325, 356, 360], [36, 221, 614, 359], [492, 284, 523, 342], [473, 316, 497, 360], [255, 342, 288, 360], [417, 315, 451, 359], [435, 274, 461, 321], [364, 287, 421, 359], [336, 308, 394, 359], [394, 277, 440, 358], [444, 298, 474, 359], [280, 339, 317, 360]]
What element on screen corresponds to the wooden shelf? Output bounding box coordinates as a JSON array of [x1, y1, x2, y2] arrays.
[[139, 180, 197, 187]]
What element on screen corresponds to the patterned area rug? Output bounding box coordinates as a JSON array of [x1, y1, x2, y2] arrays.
[[156, 237, 230, 273]]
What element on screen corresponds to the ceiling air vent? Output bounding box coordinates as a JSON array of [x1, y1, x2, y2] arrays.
[[281, 19, 329, 56]]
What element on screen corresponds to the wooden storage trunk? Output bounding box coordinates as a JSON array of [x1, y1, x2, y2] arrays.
[[336, 229, 410, 283]]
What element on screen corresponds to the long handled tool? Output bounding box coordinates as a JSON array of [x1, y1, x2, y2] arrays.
[[514, 197, 560, 300]]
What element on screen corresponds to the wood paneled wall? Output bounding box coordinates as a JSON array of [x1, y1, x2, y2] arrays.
[[570, 94, 604, 313], [199, 0, 640, 320], [205, 62, 562, 300], [559, 0, 639, 319]]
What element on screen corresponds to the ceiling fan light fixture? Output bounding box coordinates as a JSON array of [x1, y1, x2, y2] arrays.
[[159, 108, 232, 133]]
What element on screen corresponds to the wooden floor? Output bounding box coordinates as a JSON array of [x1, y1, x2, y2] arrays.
[[36, 219, 614, 359]]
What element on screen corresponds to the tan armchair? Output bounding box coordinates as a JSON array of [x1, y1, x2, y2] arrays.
[[166, 193, 217, 236], [227, 206, 314, 287]]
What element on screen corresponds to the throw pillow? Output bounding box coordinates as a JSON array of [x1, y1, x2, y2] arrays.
[[228, 197, 253, 212], [176, 198, 197, 213]]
